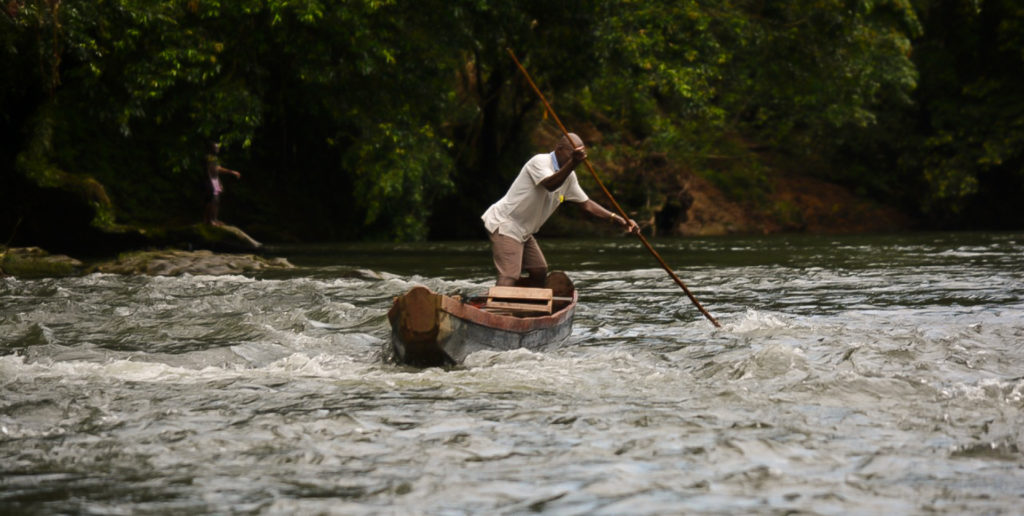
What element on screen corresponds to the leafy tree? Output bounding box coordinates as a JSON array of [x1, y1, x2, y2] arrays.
[[904, 0, 1024, 225], [4, 0, 463, 240], [3, 0, 1021, 249], [425, 0, 602, 238], [578, 0, 920, 217]]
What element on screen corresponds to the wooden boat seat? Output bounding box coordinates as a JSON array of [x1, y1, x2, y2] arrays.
[[484, 286, 553, 315]]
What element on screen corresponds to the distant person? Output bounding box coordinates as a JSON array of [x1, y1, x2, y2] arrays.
[[203, 142, 241, 226], [482, 133, 640, 287]]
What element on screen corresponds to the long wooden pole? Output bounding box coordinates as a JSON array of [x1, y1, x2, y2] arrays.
[[507, 48, 722, 328]]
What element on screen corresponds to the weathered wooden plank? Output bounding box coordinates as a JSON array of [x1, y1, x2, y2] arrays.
[[487, 286, 553, 300], [484, 301, 551, 313], [486, 286, 553, 314]]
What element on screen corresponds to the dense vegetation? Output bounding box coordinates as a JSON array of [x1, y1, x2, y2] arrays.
[[2, 0, 1022, 247]]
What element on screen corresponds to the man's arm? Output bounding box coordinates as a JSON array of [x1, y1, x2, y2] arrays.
[[538, 146, 586, 191], [577, 199, 641, 234], [217, 166, 241, 179]]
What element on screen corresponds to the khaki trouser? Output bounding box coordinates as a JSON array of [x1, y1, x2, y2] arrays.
[[489, 230, 547, 285]]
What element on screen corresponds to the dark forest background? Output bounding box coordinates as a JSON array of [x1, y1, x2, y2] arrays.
[[2, 0, 1022, 251]]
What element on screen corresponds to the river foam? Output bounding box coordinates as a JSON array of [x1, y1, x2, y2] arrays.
[[2, 232, 1023, 514]]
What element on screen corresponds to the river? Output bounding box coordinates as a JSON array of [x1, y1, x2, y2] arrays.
[[2, 232, 1022, 514]]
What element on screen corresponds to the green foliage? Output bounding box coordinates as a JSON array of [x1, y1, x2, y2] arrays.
[[903, 0, 1024, 223], [4, 0, 466, 240], [2, 0, 1022, 244], [347, 121, 454, 240], [578, 0, 921, 210], [14, 101, 118, 229]]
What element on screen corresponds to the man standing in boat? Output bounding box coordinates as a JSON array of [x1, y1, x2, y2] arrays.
[[482, 133, 640, 287]]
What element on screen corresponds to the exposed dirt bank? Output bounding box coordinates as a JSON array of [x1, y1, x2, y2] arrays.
[[676, 172, 910, 236]]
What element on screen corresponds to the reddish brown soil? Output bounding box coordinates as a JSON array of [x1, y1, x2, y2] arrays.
[[676, 172, 910, 236]]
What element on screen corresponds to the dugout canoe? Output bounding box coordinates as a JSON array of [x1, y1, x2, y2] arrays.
[[387, 273, 578, 367]]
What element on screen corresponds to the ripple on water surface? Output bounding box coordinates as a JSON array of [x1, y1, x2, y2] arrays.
[[1, 233, 1023, 514]]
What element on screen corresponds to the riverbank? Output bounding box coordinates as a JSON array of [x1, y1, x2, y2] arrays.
[[676, 171, 910, 236], [0, 247, 293, 279]]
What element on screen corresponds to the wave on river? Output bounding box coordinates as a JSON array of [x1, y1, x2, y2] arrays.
[[2, 233, 1023, 514]]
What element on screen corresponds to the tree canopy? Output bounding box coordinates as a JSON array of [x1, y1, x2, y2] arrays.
[[2, 0, 1021, 246]]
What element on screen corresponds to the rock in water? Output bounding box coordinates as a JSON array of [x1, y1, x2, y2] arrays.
[[0, 247, 84, 278], [91, 249, 293, 276]]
